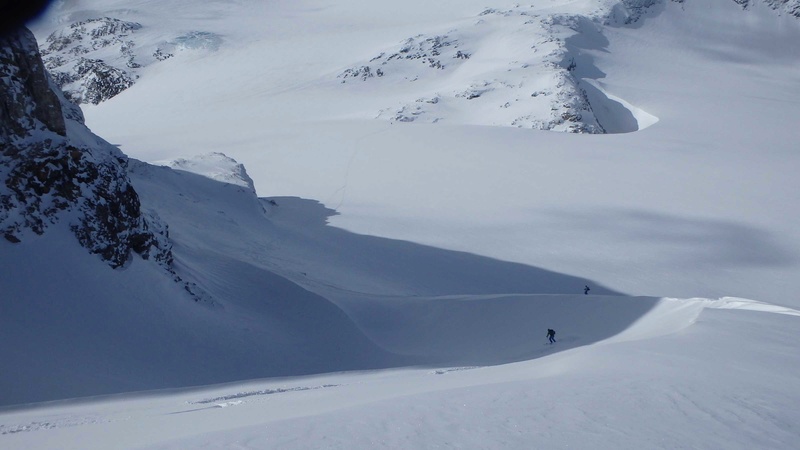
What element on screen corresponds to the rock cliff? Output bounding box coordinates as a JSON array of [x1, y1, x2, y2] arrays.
[[1, 27, 171, 269]]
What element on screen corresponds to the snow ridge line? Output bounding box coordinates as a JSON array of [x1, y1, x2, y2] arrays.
[[606, 296, 800, 345], [695, 297, 800, 317]]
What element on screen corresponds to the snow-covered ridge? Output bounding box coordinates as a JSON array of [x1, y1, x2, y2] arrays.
[[618, 0, 800, 22], [732, 0, 800, 16], [336, 7, 613, 132], [333, 0, 797, 132]]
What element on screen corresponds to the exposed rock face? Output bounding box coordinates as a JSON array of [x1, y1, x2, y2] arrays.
[[732, 0, 800, 16], [1, 27, 171, 269], [0, 28, 65, 139], [38, 15, 223, 105], [618, 0, 800, 22], [41, 17, 140, 105]]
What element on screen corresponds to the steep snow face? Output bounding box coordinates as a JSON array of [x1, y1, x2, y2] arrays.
[[0, 27, 170, 268], [0, 23, 402, 406]]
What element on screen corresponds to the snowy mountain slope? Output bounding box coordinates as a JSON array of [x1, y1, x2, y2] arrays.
[[2, 17, 638, 408], [2, 0, 800, 448], [1, 297, 799, 449], [1, 138, 631, 407], [0, 26, 170, 268], [0, 29, 395, 405], [734, 0, 800, 16], [0, 153, 402, 406], [127, 155, 629, 366], [31, 0, 800, 306], [28, 0, 798, 129]]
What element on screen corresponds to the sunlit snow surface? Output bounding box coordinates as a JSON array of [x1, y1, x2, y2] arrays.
[[5, 0, 800, 448], [35, 0, 799, 305]]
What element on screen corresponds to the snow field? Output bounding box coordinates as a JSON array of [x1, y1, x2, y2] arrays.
[[2, 296, 798, 449], [5, 0, 800, 448], [52, 0, 800, 305]]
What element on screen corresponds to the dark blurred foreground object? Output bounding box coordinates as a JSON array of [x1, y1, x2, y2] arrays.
[[1, 0, 53, 36]]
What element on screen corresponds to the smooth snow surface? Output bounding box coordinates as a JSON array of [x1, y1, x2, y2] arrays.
[[5, 0, 800, 448], [2, 299, 799, 449]]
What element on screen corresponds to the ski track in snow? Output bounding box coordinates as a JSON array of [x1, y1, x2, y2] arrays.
[[0, 415, 115, 435], [431, 366, 481, 375], [190, 384, 340, 405]]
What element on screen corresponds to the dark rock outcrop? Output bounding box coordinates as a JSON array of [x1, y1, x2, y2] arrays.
[[1, 27, 171, 268], [0, 28, 65, 139]]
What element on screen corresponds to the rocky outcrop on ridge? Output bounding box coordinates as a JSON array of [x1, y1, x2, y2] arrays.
[[732, 0, 800, 17], [337, 8, 606, 133], [40, 17, 140, 105], [39, 17, 223, 105]]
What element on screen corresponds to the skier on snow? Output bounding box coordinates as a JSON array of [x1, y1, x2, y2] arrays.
[[547, 328, 556, 344], [584, 285, 590, 295]]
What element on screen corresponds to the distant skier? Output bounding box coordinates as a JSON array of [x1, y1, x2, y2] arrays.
[[547, 328, 556, 344], [584, 285, 590, 295]]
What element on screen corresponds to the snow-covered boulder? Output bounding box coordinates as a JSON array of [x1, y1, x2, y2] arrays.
[[165, 152, 258, 194]]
